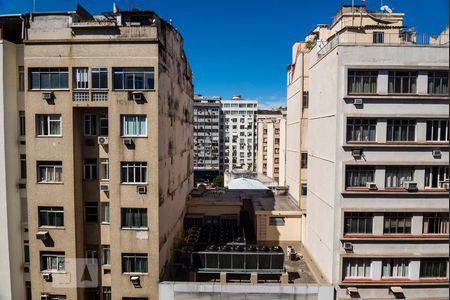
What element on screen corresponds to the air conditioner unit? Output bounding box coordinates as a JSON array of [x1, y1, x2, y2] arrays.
[[441, 181, 449, 190], [123, 138, 133, 145], [353, 98, 363, 105], [131, 91, 144, 101], [343, 242, 353, 251], [130, 275, 140, 286], [347, 287, 358, 296], [432, 149, 442, 158], [100, 183, 110, 191], [36, 231, 50, 240], [42, 92, 53, 101], [98, 136, 109, 145], [42, 272, 52, 281], [403, 181, 418, 192], [366, 182, 377, 190], [137, 186, 147, 194], [40, 295, 49, 300], [352, 149, 362, 158]]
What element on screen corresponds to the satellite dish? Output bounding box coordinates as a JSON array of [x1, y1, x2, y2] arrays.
[[380, 5, 393, 14]]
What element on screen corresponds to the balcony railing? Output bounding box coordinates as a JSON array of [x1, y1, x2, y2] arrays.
[[73, 91, 108, 102]]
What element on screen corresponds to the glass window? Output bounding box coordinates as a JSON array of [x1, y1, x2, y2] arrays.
[[92, 67, 108, 89], [373, 32, 384, 44], [348, 70, 377, 94], [386, 119, 416, 141], [121, 115, 147, 137], [24, 240, 30, 264], [102, 246, 111, 265], [29, 68, 68, 90], [18, 66, 24, 91], [99, 114, 108, 136], [302, 91, 309, 108], [40, 252, 65, 271], [102, 287, 111, 300], [121, 208, 148, 229], [85, 202, 98, 223], [37, 161, 62, 183], [101, 202, 110, 224], [122, 253, 148, 273], [388, 71, 417, 94], [383, 212, 412, 234], [346, 118, 376, 141], [83, 114, 97, 136], [19, 111, 25, 136], [385, 167, 414, 188], [382, 258, 410, 278], [73, 67, 89, 89], [344, 212, 373, 234], [100, 159, 109, 180], [345, 166, 375, 188], [423, 213, 449, 234], [113, 67, 154, 90], [20, 154, 27, 179], [269, 217, 285, 226], [343, 258, 372, 279], [425, 166, 449, 188], [120, 162, 147, 184], [420, 259, 448, 278], [83, 159, 97, 180], [301, 183, 307, 196], [426, 120, 448, 141], [301, 153, 308, 168], [428, 71, 448, 94], [39, 206, 64, 227], [85, 245, 98, 264], [36, 114, 62, 136]]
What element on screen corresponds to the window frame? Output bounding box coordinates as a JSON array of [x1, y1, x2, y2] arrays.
[[382, 258, 410, 278], [120, 162, 148, 184], [37, 161, 63, 183], [423, 212, 449, 234], [386, 119, 416, 142], [428, 71, 449, 95], [388, 71, 418, 94], [420, 259, 449, 279], [83, 159, 98, 180], [344, 212, 373, 234], [345, 166, 375, 188], [121, 208, 148, 229], [73, 67, 89, 90], [40, 252, 65, 272], [346, 118, 377, 142], [29, 68, 69, 90], [101, 202, 110, 224], [426, 120, 448, 142], [425, 166, 449, 189], [120, 115, 147, 137], [100, 159, 110, 181], [121, 253, 148, 274], [36, 114, 62, 137], [383, 212, 412, 234], [85, 202, 99, 223], [372, 32, 384, 44], [83, 114, 97, 136], [347, 70, 378, 94], [343, 258, 372, 279], [91, 67, 108, 90], [38, 206, 64, 227], [385, 166, 414, 188], [112, 67, 155, 91]]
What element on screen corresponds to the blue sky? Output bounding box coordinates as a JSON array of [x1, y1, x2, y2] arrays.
[[0, 0, 448, 108]]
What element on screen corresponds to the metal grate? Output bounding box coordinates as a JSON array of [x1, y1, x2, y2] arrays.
[[73, 92, 89, 101], [92, 92, 108, 101]]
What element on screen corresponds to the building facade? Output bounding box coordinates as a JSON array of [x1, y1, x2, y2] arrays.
[[1, 6, 193, 300], [288, 5, 449, 299]]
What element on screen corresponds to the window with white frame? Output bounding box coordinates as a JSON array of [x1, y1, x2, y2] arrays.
[[73, 67, 89, 89], [420, 258, 448, 278], [121, 115, 147, 137], [39, 206, 64, 227], [40, 252, 65, 272], [428, 71, 449, 94], [426, 120, 448, 141], [385, 166, 414, 188], [102, 245, 111, 265], [423, 213, 449, 234], [99, 114, 108, 136], [346, 118, 376, 142], [36, 114, 62, 136], [386, 119, 416, 141], [345, 166, 375, 188], [121, 208, 148, 229], [120, 162, 147, 184], [19, 111, 25, 136], [18, 66, 24, 91], [425, 166, 449, 188], [113, 67, 154, 90], [344, 212, 373, 234], [85, 202, 98, 223], [101, 202, 110, 224], [343, 258, 372, 279], [29, 68, 68, 90], [83, 114, 97, 136], [388, 71, 417, 94], [85, 245, 98, 264], [383, 212, 412, 234], [91, 67, 108, 89], [83, 159, 97, 180], [382, 258, 410, 278], [122, 253, 148, 273], [37, 161, 62, 183], [100, 159, 109, 180], [348, 70, 378, 94], [372, 32, 384, 44]]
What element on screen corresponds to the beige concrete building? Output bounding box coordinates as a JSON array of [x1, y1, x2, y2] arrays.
[[1, 5, 193, 300], [256, 109, 287, 186], [287, 5, 449, 299]]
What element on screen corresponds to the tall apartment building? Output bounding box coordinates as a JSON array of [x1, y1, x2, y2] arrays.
[[221, 96, 258, 172], [287, 5, 449, 299], [193, 95, 222, 182], [256, 109, 287, 186], [1, 5, 193, 300]]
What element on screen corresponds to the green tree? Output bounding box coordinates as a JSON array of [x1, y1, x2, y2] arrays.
[[212, 175, 224, 187]]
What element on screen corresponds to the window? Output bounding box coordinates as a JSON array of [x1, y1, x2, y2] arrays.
[[348, 70, 377, 94], [73, 67, 89, 89], [428, 71, 448, 94], [122, 253, 148, 273], [373, 32, 384, 44], [383, 213, 412, 234], [113, 67, 154, 90], [425, 166, 449, 188], [301, 183, 307, 196], [83, 159, 97, 180], [386, 119, 416, 141], [426, 120, 448, 141], [420, 259, 448, 278], [121, 162, 147, 184], [37, 161, 62, 183], [346, 118, 376, 141], [47, 296, 66, 300], [423, 213, 449, 234], [274, 138, 280, 144], [18, 66, 24, 91], [345, 166, 375, 188], [85, 202, 98, 223], [269, 217, 285, 226], [24, 240, 30, 264], [102, 287, 111, 300], [388, 71, 417, 94], [385, 167, 414, 188], [40, 252, 65, 272], [92, 67, 108, 89], [343, 258, 371, 279], [121, 208, 148, 229], [19, 111, 25, 136], [100, 159, 109, 180], [20, 154, 27, 179], [121, 115, 147, 137], [99, 114, 108, 136], [83, 114, 97, 136], [344, 212, 373, 234], [29, 68, 68, 90], [36, 114, 62, 136], [101, 202, 110, 224], [102, 245, 111, 265], [301, 152, 308, 168], [302, 91, 309, 108], [39, 206, 64, 227], [382, 259, 410, 278], [85, 245, 98, 264]]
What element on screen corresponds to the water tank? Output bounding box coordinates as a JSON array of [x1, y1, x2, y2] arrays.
[[271, 246, 284, 270], [205, 245, 219, 269], [258, 246, 271, 269], [246, 245, 258, 269]]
